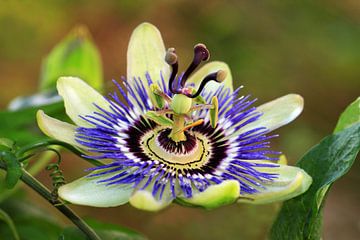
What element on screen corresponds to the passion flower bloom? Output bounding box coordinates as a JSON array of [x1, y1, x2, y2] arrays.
[[36, 23, 312, 211]]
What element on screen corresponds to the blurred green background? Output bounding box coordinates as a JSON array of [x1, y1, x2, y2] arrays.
[[0, 0, 359, 239]]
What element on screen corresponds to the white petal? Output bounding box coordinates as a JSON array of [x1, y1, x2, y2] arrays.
[[127, 22, 170, 87], [36, 110, 82, 148], [129, 190, 173, 211], [186, 61, 233, 93], [57, 76, 111, 127], [240, 94, 304, 134], [237, 164, 312, 204], [179, 180, 240, 209], [58, 172, 133, 207]]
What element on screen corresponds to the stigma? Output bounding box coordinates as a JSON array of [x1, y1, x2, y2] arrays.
[[146, 44, 227, 143], [165, 43, 226, 98]]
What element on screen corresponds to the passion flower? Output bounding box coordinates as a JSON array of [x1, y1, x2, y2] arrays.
[[37, 23, 312, 211]]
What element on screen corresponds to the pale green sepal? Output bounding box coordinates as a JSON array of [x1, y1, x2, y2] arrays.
[[129, 190, 173, 211], [57, 76, 111, 127], [180, 180, 240, 209], [186, 61, 233, 93], [127, 22, 170, 88], [36, 110, 82, 148], [58, 173, 133, 207], [240, 94, 304, 134], [237, 165, 312, 204]]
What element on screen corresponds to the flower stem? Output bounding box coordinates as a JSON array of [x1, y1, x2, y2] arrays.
[[16, 140, 103, 166], [0, 149, 57, 203], [0, 162, 101, 240]]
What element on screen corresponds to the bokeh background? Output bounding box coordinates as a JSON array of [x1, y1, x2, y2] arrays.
[[0, 0, 359, 239]]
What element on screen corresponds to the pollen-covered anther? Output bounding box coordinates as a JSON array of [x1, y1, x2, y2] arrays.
[[150, 83, 172, 107], [180, 119, 205, 132]]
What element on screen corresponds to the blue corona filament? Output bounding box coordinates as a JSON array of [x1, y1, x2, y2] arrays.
[[75, 45, 281, 201]]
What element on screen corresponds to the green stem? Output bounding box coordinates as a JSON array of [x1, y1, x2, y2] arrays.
[[0, 162, 101, 240], [0, 147, 63, 203], [28, 147, 60, 175], [17, 140, 103, 166]]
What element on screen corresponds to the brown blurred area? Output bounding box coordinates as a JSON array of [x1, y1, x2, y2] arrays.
[[0, 0, 359, 239]]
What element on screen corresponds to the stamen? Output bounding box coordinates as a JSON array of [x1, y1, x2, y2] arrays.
[[185, 70, 227, 98], [176, 119, 204, 133], [189, 104, 213, 112], [180, 43, 210, 87], [150, 84, 172, 104], [165, 48, 179, 94]]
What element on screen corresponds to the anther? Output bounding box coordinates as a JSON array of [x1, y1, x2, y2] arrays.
[[185, 69, 227, 98], [165, 48, 179, 94], [180, 43, 210, 87]]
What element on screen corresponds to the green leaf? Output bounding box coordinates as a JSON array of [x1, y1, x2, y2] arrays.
[[334, 97, 360, 133], [270, 122, 360, 240], [0, 138, 15, 152], [0, 102, 65, 146], [0, 200, 62, 240], [0, 138, 14, 149], [0, 151, 22, 189], [0, 208, 20, 240], [40, 25, 103, 92], [61, 218, 147, 240]]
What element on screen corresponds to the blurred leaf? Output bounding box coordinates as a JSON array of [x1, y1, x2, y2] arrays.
[[0, 208, 20, 240], [40, 25, 103, 92], [0, 200, 62, 240], [61, 218, 147, 240], [0, 138, 15, 153], [0, 151, 22, 189], [0, 102, 65, 146], [270, 122, 360, 240], [7, 90, 61, 111], [334, 97, 360, 133]]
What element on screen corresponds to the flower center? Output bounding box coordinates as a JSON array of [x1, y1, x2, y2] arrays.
[[156, 128, 197, 155], [139, 126, 211, 168], [145, 43, 227, 143]]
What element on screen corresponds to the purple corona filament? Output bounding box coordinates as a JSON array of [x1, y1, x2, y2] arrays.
[[75, 65, 280, 200]]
